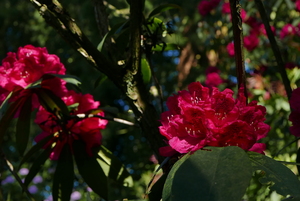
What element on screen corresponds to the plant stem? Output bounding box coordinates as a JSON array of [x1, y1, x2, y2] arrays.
[[229, 0, 247, 101], [255, 0, 292, 100]]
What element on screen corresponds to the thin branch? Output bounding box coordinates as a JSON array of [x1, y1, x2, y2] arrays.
[[229, 0, 247, 101], [255, 0, 292, 100]]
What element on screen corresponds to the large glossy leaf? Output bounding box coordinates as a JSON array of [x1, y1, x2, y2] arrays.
[[163, 146, 253, 201], [97, 145, 133, 187], [74, 141, 108, 200], [16, 95, 32, 156], [24, 147, 52, 187], [248, 151, 300, 199], [52, 144, 74, 201], [147, 4, 181, 19], [0, 96, 27, 145]]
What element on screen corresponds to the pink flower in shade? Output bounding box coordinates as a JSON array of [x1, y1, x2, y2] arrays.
[[159, 82, 270, 156], [222, 2, 231, 14], [280, 24, 297, 39], [244, 34, 260, 51], [205, 66, 223, 87], [289, 88, 300, 137], [296, 0, 300, 11], [197, 0, 221, 16], [285, 62, 298, 69], [226, 42, 235, 57], [259, 24, 276, 36], [34, 90, 108, 160], [0, 45, 66, 105]]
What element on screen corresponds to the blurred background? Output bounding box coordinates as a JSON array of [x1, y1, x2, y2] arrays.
[[1, 0, 300, 200]]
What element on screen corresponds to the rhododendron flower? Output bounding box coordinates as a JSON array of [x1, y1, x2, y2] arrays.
[[197, 0, 221, 16], [259, 24, 276, 36], [289, 88, 300, 137], [35, 90, 108, 160], [280, 24, 297, 39], [244, 34, 259, 51], [221, 2, 230, 14], [159, 82, 270, 156], [296, 0, 300, 11], [205, 66, 223, 87], [0, 45, 66, 105], [226, 42, 235, 57]]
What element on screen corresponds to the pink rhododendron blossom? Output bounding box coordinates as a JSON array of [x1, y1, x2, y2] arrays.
[[222, 2, 230, 14], [280, 24, 297, 39], [159, 82, 270, 156], [226, 42, 235, 57], [296, 0, 300, 11], [205, 66, 223, 87], [0, 45, 66, 105], [259, 24, 276, 36], [244, 34, 259, 51], [197, 0, 221, 16], [34, 90, 108, 160], [289, 88, 300, 137]]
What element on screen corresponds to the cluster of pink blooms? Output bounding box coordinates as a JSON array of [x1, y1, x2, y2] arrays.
[[159, 82, 270, 156], [289, 88, 300, 137], [0, 45, 107, 160]]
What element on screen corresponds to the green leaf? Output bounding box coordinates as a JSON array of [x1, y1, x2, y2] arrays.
[[152, 43, 179, 52], [16, 95, 32, 156], [24, 147, 52, 187], [141, 58, 152, 84], [148, 173, 167, 201], [74, 141, 108, 200], [35, 88, 69, 118], [44, 74, 81, 87], [97, 20, 129, 52], [248, 151, 300, 199], [18, 133, 54, 169], [163, 146, 253, 201], [148, 4, 181, 19], [94, 74, 107, 89], [53, 144, 74, 201], [97, 145, 133, 187], [0, 96, 27, 145]]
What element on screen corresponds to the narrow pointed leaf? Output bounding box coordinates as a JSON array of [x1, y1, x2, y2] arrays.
[[16, 95, 32, 156], [74, 141, 108, 200], [141, 58, 151, 84], [163, 146, 252, 201], [43, 74, 81, 87], [53, 144, 74, 201], [24, 147, 52, 187], [248, 151, 300, 199], [0, 97, 26, 145], [18, 133, 54, 169], [97, 145, 132, 187], [35, 88, 69, 117], [148, 4, 181, 19]]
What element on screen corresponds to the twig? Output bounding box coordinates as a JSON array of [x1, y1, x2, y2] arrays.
[[254, 0, 292, 100], [229, 0, 247, 102]]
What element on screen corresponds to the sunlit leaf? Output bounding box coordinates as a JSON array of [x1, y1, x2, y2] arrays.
[[74, 141, 108, 200], [148, 173, 167, 201], [24, 147, 52, 187], [35, 88, 69, 117], [16, 95, 32, 156], [53, 144, 74, 201], [97, 145, 133, 187], [163, 147, 253, 201], [141, 58, 152, 84], [248, 151, 300, 199], [148, 4, 181, 19], [152, 43, 179, 52]]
